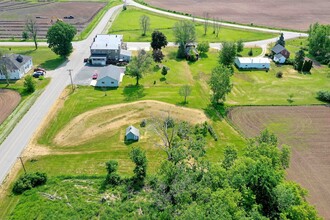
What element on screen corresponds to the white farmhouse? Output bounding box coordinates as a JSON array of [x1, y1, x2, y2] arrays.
[[0, 54, 33, 79], [273, 54, 286, 64], [95, 65, 125, 87], [90, 34, 131, 65], [235, 57, 270, 69]]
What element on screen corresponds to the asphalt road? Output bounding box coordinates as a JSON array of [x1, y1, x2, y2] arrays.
[[0, 4, 123, 185], [0, 1, 307, 185]]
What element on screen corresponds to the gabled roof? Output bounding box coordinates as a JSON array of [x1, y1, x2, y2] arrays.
[[271, 44, 285, 54], [274, 53, 285, 59], [126, 125, 139, 136], [97, 65, 124, 82], [0, 54, 32, 71], [120, 50, 131, 57]]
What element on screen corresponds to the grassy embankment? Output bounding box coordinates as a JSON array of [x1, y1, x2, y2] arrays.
[[109, 6, 277, 42]]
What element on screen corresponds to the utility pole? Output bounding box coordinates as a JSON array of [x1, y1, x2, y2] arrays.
[[67, 69, 74, 91], [18, 157, 27, 174]]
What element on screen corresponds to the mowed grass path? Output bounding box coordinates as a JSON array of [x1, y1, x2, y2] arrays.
[[109, 7, 277, 42]]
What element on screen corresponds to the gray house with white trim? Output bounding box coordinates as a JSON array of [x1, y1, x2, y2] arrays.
[[95, 65, 125, 87], [125, 125, 139, 141], [0, 54, 33, 79]]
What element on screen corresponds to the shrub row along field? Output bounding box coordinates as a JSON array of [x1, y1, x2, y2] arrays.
[[143, 0, 330, 31], [109, 6, 277, 42], [228, 106, 330, 219]]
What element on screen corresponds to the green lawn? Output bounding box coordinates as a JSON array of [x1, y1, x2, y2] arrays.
[[239, 47, 262, 57], [109, 7, 277, 42], [0, 46, 66, 70]]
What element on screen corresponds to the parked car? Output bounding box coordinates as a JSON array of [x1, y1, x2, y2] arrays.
[[64, 15, 74, 19], [32, 71, 44, 78], [34, 68, 46, 74], [83, 58, 89, 63], [92, 72, 98, 80]]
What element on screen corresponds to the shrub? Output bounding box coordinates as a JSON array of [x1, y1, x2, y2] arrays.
[[276, 71, 283, 78], [207, 124, 218, 141], [106, 160, 118, 174], [106, 173, 121, 186], [285, 58, 294, 65], [248, 48, 253, 56], [12, 172, 47, 194], [38, 75, 44, 80], [317, 90, 330, 102], [140, 119, 147, 127]]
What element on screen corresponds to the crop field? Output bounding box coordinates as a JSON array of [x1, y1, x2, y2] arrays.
[[228, 106, 330, 218], [0, 89, 21, 125], [0, 1, 106, 39], [143, 0, 330, 31]]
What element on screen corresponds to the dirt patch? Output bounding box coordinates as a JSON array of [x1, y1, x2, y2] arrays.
[[54, 100, 208, 146], [0, 1, 105, 39], [0, 89, 21, 125], [144, 0, 330, 31], [228, 106, 330, 219]]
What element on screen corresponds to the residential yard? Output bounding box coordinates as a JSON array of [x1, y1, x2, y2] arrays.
[[0, 46, 66, 70], [238, 47, 262, 57], [109, 7, 277, 42]]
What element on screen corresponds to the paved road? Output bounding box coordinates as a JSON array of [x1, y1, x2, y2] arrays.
[[0, 0, 308, 185], [0, 4, 123, 185]]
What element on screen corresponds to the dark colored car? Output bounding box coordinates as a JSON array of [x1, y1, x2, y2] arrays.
[[64, 15, 74, 19], [32, 71, 45, 78], [34, 68, 46, 74]]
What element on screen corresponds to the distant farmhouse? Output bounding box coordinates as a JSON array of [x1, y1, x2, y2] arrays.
[[0, 54, 33, 80], [90, 34, 131, 66], [235, 57, 270, 69], [125, 125, 139, 141], [271, 44, 290, 64], [92, 65, 125, 87]]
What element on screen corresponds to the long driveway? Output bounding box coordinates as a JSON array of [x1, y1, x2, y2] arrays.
[[0, 1, 307, 185]]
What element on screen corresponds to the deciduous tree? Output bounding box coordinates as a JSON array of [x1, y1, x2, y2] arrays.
[[0, 63, 10, 86], [179, 84, 192, 104], [208, 65, 232, 104], [140, 15, 150, 36], [173, 20, 196, 58], [25, 18, 38, 49], [236, 40, 244, 53], [294, 49, 305, 71], [46, 21, 77, 57], [219, 41, 237, 67], [308, 23, 330, 64], [197, 41, 210, 54], [151, 30, 168, 51], [24, 75, 36, 93], [126, 49, 152, 85]]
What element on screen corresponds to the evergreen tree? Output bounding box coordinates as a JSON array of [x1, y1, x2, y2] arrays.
[[277, 33, 285, 47]]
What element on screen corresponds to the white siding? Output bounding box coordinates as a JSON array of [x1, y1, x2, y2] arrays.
[[96, 76, 119, 87]]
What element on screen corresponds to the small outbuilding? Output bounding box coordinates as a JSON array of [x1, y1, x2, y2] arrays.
[[273, 54, 286, 64], [235, 57, 270, 69], [95, 65, 125, 87], [125, 125, 139, 141]]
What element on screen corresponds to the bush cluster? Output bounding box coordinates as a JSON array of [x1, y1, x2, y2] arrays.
[[317, 90, 330, 102], [194, 122, 208, 137], [207, 124, 218, 141], [276, 71, 283, 78], [12, 172, 47, 194]]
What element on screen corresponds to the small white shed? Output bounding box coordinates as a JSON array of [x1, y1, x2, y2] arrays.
[[126, 125, 139, 141], [235, 57, 270, 69]]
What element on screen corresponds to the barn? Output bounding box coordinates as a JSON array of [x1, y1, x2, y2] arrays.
[[125, 125, 139, 141]]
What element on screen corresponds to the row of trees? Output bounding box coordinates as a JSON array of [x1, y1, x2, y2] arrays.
[[308, 23, 330, 65]]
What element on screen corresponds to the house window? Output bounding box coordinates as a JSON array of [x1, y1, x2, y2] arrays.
[[111, 82, 114, 84]]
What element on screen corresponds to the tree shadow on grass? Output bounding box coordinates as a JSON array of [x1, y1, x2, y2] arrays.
[[203, 103, 226, 122], [167, 50, 185, 62], [40, 57, 67, 70], [122, 84, 145, 101]]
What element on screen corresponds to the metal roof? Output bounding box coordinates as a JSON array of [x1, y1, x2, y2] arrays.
[[236, 57, 270, 64], [126, 125, 140, 136], [91, 34, 123, 50], [272, 44, 285, 54], [96, 65, 124, 82]]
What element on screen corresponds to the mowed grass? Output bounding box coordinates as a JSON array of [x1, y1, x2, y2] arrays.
[[239, 47, 262, 57], [109, 7, 277, 42], [0, 46, 66, 70]]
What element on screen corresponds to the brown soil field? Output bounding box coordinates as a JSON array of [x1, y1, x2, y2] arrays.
[[0, 89, 21, 125], [54, 100, 208, 146], [0, 1, 106, 39], [228, 106, 330, 219], [144, 0, 330, 31]]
